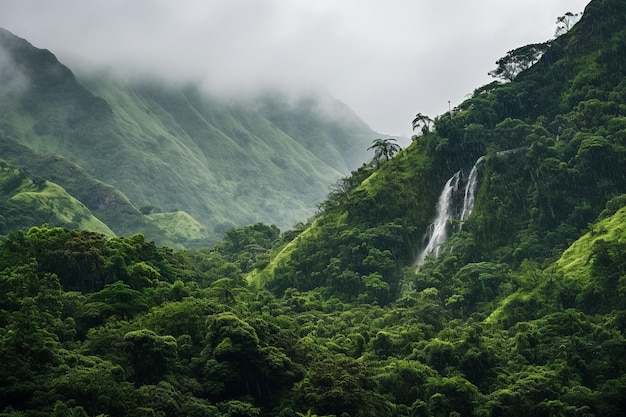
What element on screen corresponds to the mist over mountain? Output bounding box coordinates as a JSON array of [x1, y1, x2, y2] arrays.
[[2, 1, 626, 416], [0, 27, 382, 246]]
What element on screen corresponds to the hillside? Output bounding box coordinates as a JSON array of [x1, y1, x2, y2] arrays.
[[1, 0, 626, 416], [0, 27, 381, 246], [256, 0, 626, 299], [0, 163, 115, 237]]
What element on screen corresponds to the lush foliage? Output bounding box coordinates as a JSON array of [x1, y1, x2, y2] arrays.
[[1, 198, 625, 416], [2, 1, 626, 416]]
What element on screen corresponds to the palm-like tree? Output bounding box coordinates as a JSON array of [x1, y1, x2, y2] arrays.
[[412, 112, 433, 134], [368, 138, 401, 166]]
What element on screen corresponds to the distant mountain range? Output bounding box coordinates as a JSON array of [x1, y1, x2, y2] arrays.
[[0, 27, 383, 247]]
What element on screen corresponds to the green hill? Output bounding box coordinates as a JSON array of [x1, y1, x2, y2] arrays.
[[556, 198, 626, 284], [256, 0, 626, 300], [0, 163, 114, 237], [0, 27, 381, 246]]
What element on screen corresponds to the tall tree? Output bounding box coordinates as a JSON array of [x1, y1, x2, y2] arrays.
[[488, 42, 550, 81], [367, 138, 401, 166], [412, 113, 433, 135]]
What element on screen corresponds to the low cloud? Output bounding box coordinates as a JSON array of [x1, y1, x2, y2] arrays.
[[0, 44, 30, 100], [0, 0, 590, 135]]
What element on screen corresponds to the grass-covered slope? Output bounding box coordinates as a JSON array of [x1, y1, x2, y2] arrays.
[[0, 27, 381, 246], [0, 131, 199, 246], [556, 200, 626, 283], [0, 163, 114, 237], [484, 193, 626, 326], [147, 211, 209, 249], [80, 77, 346, 229]]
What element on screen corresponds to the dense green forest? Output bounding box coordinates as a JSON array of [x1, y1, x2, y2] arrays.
[[2, 0, 626, 416]]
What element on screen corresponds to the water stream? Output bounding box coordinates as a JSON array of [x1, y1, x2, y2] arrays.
[[414, 170, 461, 266], [460, 156, 484, 223], [415, 156, 484, 266]]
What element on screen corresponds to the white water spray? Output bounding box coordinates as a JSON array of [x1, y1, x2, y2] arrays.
[[460, 156, 484, 223], [415, 156, 484, 266], [415, 171, 461, 265]]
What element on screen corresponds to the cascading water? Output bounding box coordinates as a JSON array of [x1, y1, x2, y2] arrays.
[[414, 171, 461, 266], [460, 156, 484, 223], [415, 156, 484, 266]]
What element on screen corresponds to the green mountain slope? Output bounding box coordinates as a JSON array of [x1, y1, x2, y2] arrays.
[[0, 27, 381, 246], [3, 2, 626, 416], [555, 196, 626, 286], [484, 196, 626, 324], [256, 0, 626, 302], [0, 163, 114, 237], [0, 131, 208, 248]]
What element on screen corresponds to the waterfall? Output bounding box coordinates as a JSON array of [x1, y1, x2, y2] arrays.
[[415, 156, 484, 266], [460, 156, 484, 223], [415, 171, 461, 266]]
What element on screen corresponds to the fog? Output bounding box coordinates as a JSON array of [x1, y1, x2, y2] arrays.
[[0, 42, 30, 99], [0, 0, 590, 135]]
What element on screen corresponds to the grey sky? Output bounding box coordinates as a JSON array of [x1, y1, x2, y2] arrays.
[[0, 0, 590, 136]]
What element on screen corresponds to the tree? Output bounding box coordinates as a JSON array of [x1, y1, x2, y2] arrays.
[[51, 356, 134, 416], [488, 42, 550, 81], [412, 113, 434, 135], [202, 312, 261, 398], [123, 329, 178, 385], [295, 355, 392, 416], [86, 281, 148, 320], [367, 138, 401, 166], [208, 278, 244, 305], [425, 376, 480, 417], [0, 263, 65, 410]]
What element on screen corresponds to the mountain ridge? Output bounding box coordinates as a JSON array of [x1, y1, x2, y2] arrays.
[[2, 1, 626, 416], [0, 27, 383, 246], [253, 0, 626, 302]]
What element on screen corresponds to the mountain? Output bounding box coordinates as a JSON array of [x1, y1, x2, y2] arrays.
[[0, 162, 115, 237], [0, 27, 382, 246], [255, 0, 626, 299], [2, 1, 626, 416]]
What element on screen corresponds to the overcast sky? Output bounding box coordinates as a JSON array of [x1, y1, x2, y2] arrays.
[[0, 0, 590, 136]]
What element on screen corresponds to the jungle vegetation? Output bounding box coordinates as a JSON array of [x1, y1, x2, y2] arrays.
[[2, 0, 626, 416]]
